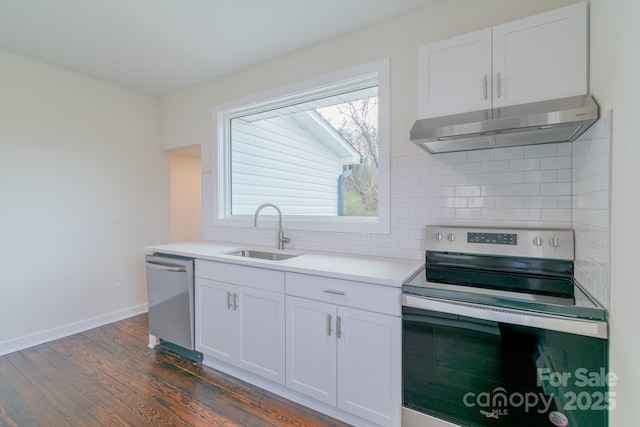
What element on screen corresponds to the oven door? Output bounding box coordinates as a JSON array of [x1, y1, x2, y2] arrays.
[[402, 294, 609, 427]]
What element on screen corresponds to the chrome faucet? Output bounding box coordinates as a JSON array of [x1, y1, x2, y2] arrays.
[[254, 203, 291, 250]]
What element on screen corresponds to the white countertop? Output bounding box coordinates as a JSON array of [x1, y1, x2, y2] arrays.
[[145, 241, 423, 287]]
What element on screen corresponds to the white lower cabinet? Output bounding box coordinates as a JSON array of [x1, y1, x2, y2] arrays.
[[286, 273, 401, 427], [286, 296, 337, 404], [195, 261, 401, 427], [195, 260, 285, 384]]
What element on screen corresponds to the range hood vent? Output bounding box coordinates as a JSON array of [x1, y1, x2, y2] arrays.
[[410, 95, 598, 154]]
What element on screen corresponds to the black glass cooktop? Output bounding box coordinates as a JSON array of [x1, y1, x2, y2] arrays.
[[403, 265, 606, 321]]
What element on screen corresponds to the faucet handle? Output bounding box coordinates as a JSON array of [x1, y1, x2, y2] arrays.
[[277, 231, 290, 250]]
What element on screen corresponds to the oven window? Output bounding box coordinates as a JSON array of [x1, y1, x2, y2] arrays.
[[402, 307, 609, 427]]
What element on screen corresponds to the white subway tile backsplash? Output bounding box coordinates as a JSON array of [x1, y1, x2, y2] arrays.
[[482, 208, 511, 220], [454, 185, 481, 197], [456, 208, 482, 219], [557, 169, 572, 182], [541, 182, 571, 196], [467, 173, 495, 185], [494, 146, 524, 160], [496, 196, 525, 208], [524, 143, 558, 158], [510, 158, 541, 171], [509, 183, 540, 196], [418, 175, 443, 187], [467, 149, 495, 162], [525, 170, 558, 183], [558, 196, 572, 209], [481, 160, 510, 173], [557, 143, 572, 156], [495, 171, 524, 184], [202, 126, 610, 311], [443, 197, 468, 208], [442, 151, 468, 164], [542, 156, 572, 170], [468, 196, 495, 208], [430, 185, 455, 197], [541, 208, 571, 222], [442, 174, 468, 186], [510, 208, 541, 221], [481, 184, 511, 196], [572, 111, 611, 309]]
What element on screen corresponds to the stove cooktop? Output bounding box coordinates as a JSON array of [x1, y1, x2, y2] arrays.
[[403, 265, 606, 321]]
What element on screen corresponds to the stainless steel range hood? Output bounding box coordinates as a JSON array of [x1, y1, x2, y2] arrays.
[[410, 95, 598, 154]]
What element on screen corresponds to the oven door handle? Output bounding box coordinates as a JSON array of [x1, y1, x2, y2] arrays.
[[402, 294, 608, 339]]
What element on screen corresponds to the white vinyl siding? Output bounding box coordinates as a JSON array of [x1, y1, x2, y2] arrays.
[[231, 115, 343, 215]]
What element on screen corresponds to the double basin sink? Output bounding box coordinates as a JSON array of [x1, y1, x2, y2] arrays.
[[225, 249, 299, 261]]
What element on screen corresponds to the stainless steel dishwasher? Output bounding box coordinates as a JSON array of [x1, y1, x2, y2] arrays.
[[145, 253, 200, 360]]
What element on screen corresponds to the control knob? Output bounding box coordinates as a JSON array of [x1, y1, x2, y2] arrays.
[[435, 232, 442, 241], [549, 237, 560, 247], [532, 236, 543, 246], [447, 233, 455, 242]]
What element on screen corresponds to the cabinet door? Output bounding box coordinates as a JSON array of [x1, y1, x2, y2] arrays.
[[195, 278, 235, 364], [235, 285, 285, 384], [418, 29, 492, 118], [337, 307, 401, 427], [492, 2, 587, 108], [286, 296, 337, 405]]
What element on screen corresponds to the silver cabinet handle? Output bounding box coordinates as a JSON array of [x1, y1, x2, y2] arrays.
[[336, 316, 342, 339], [227, 292, 233, 310], [145, 262, 186, 272], [233, 293, 238, 311], [327, 314, 332, 336], [497, 72, 502, 98], [483, 75, 488, 100], [323, 289, 346, 296]]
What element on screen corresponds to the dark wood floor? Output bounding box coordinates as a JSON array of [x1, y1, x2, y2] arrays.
[[0, 314, 351, 427]]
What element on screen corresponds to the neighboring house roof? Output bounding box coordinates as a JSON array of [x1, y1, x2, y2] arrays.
[[289, 110, 363, 165]]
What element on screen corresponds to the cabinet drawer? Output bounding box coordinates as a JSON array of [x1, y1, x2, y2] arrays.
[[286, 273, 400, 316], [196, 260, 284, 293]]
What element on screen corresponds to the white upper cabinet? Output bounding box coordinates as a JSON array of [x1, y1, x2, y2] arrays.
[[419, 2, 588, 119], [492, 2, 588, 108], [419, 29, 493, 118]]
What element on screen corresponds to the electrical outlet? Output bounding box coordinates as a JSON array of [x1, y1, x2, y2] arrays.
[[113, 282, 121, 295]]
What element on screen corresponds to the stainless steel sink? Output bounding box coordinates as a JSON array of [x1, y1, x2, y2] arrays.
[[226, 249, 299, 261]]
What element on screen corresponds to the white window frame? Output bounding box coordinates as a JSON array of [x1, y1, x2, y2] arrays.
[[211, 58, 390, 234]]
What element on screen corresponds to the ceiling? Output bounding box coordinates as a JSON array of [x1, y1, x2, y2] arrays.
[[0, 0, 438, 97]]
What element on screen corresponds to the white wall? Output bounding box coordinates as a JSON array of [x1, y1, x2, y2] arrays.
[[590, 0, 640, 424], [0, 50, 160, 353], [160, 0, 580, 162]]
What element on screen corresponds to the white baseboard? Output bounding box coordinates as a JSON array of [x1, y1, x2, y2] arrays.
[[0, 304, 148, 356]]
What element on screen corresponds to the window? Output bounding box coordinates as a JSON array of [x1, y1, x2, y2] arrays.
[[213, 59, 390, 234]]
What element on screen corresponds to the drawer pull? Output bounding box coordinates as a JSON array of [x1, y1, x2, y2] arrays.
[[483, 74, 488, 100], [323, 289, 346, 296], [227, 292, 233, 310], [327, 314, 332, 336]]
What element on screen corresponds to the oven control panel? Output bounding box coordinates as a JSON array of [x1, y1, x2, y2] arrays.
[[426, 226, 574, 260]]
